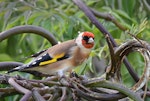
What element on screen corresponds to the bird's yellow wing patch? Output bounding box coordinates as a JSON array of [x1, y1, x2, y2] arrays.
[[39, 53, 65, 66], [39, 58, 57, 65]]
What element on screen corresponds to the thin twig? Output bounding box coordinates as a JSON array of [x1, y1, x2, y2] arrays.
[[91, 8, 128, 31], [8, 78, 32, 101], [32, 89, 46, 101], [142, 0, 150, 13], [59, 87, 67, 101], [132, 48, 150, 91]]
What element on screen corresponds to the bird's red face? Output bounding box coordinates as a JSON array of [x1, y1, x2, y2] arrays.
[[81, 32, 95, 49]]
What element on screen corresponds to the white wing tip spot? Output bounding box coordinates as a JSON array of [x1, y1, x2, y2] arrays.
[[43, 53, 47, 56], [32, 62, 37, 65], [37, 57, 42, 60]]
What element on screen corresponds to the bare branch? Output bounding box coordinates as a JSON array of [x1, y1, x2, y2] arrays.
[[0, 25, 58, 45], [59, 87, 67, 101], [32, 89, 46, 101], [8, 78, 32, 101], [91, 8, 128, 31], [83, 79, 143, 101], [142, 0, 150, 13], [107, 39, 149, 81], [0, 62, 23, 71], [0, 87, 17, 97], [132, 48, 150, 91]]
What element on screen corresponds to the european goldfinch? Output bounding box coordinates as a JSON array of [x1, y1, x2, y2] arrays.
[[8, 32, 95, 76]]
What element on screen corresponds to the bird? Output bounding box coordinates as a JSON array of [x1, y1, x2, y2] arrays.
[[8, 32, 95, 77]]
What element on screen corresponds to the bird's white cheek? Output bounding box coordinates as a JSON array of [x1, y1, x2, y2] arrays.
[[75, 36, 84, 48]]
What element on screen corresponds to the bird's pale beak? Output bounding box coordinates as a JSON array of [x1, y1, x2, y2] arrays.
[[88, 37, 94, 43]]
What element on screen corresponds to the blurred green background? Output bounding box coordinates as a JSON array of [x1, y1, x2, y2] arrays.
[[0, 0, 150, 100]]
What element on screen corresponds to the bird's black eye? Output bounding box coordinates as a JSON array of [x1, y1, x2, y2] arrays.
[[83, 36, 89, 41]]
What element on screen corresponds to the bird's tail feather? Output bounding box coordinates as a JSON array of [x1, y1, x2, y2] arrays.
[[7, 68, 18, 73], [7, 65, 25, 73]]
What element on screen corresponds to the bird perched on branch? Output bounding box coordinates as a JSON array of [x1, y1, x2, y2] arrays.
[[8, 32, 95, 76]]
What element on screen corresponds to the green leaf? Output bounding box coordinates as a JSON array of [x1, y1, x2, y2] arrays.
[[122, 0, 136, 17], [0, 54, 13, 61]]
